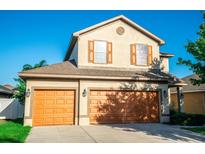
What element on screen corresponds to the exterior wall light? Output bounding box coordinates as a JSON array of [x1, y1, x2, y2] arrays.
[[163, 90, 167, 98], [82, 89, 87, 97], [180, 93, 184, 99], [26, 89, 31, 97]]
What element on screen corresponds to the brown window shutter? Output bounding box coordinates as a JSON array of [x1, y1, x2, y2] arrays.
[[88, 40, 94, 63], [148, 45, 153, 65], [107, 42, 112, 64], [130, 44, 136, 65]]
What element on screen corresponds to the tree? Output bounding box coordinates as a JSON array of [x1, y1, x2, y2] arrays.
[[13, 60, 48, 104], [178, 12, 205, 85]]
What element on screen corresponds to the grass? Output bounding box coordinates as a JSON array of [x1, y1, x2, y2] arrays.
[[0, 119, 31, 143], [182, 127, 205, 136]]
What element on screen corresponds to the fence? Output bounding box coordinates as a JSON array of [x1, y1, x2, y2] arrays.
[[0, 98, 24, 119]]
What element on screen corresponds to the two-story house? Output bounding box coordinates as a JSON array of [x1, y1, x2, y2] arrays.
[[19, 15, 185, 126]]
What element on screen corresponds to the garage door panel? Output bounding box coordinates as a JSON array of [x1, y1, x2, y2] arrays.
[[33, 116, 45, 120], [33, 109, 44, 115], [63, 108, 74, 113], [66, 99, 75, 104], [52, 113, 74, 117], [89, 90, 159, 124], [63, 118, 74, 123], [55, 91, 66, 96], [32, 89, 75, 126], [54, 104, 74, 108], [90, 115, 123, 122], [45, 91, 55, 96], [90, 107, 126, 114], [35, 105, 44, 110], [55, 99, 66, 105], [44, 108, 55, 114], [54, 108, 65, 114], [45, 99, 55, 105], [53, 118, 73, 125], [34, 99, 45, 105], [65, 91, 75, 96], [35, 113, 74, 117], [34, 91, 45, 97], [53, 118, 64, 124]]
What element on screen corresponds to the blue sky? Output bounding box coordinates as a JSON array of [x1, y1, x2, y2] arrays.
[[0, 10, 203, 86]]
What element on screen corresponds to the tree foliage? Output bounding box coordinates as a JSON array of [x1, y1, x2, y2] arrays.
[[178, 12, 205, 85], [13, 60, 48, 104]]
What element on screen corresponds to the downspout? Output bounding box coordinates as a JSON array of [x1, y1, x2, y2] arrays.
[[77, 80, 80, 125], [203, 92, 205, 114], [177, 87, 181, 112]]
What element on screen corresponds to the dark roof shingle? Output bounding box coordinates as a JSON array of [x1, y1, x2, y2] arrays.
[[19, 61, 185, 85], [0, 85, 14, 94], [171, 74, 205, 93]]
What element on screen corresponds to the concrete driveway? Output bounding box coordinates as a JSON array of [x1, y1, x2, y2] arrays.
[[26, 124, 205, 143]]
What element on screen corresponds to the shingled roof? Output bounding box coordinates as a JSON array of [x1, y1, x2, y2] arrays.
[[19, 61, 185, 86], [160, 52, 174, 58], [0, 85, 14, 95], [171, 74, 205, 93]]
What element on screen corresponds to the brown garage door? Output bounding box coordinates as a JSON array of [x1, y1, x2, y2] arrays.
[[89, 90, 159, 124], [32, 89, 75, 126]]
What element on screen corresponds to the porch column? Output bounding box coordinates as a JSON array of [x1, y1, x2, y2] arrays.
[[177, 86, 184, 112]]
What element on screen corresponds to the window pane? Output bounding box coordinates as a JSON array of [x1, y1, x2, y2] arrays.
[[136, 44, 148, 65], [94, 41, 107, 63], [94, 52, 106, 63]]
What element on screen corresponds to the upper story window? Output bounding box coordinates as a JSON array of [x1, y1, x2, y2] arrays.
[[136, 44, 148, 66], [94, 40, 107, 64], [130, 43, 152, 66], [88, 40, 112, 64]]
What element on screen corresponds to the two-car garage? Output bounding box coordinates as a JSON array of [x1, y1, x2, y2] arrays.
[[32, 89, 160, 126]]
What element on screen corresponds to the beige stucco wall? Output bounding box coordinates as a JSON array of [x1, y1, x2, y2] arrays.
[[161, 57, 169, 72], [79, 80, 169, 125], [24, 79, 170, 126], [77, 20, 160, 70], [24, 79, 79, 126], [171, 92, 205, 114]]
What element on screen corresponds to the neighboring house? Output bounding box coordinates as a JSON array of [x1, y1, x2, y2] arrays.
[[171, 74, 205, 114], [19, 15, 185, 126], [0, 84, 14, 98], [0, 84, 24, 119], [4, 84, 15, 91]]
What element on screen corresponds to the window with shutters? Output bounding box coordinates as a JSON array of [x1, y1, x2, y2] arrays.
[[136, 44, 148, 65], [94, 40, 107, 64]]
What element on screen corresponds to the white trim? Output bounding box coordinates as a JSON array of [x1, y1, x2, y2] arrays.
[[19, 73, 168, 81], [171, 90, 205, 94], [203, 93, 205, 113]]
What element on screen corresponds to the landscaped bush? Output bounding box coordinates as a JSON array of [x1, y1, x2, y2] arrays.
[[170, 110, 205, 126]]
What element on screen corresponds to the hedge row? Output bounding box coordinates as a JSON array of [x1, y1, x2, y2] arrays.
[[170, 110, 205, 126]]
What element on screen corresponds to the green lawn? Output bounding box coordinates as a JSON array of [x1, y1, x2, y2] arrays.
[[0, 119, 31, 143], [182, 127, 205, 136]]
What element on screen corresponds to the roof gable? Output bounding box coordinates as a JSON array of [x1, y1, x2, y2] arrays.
[[64, 15, 165, 61], [73, 15, 164, 44]]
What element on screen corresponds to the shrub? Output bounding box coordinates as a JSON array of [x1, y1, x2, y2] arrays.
[[170, 110, 205, 126]]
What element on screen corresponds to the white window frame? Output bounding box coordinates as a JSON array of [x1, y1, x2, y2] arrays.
[[136, 43, 148, 66], [94, 40, 107, 64]]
